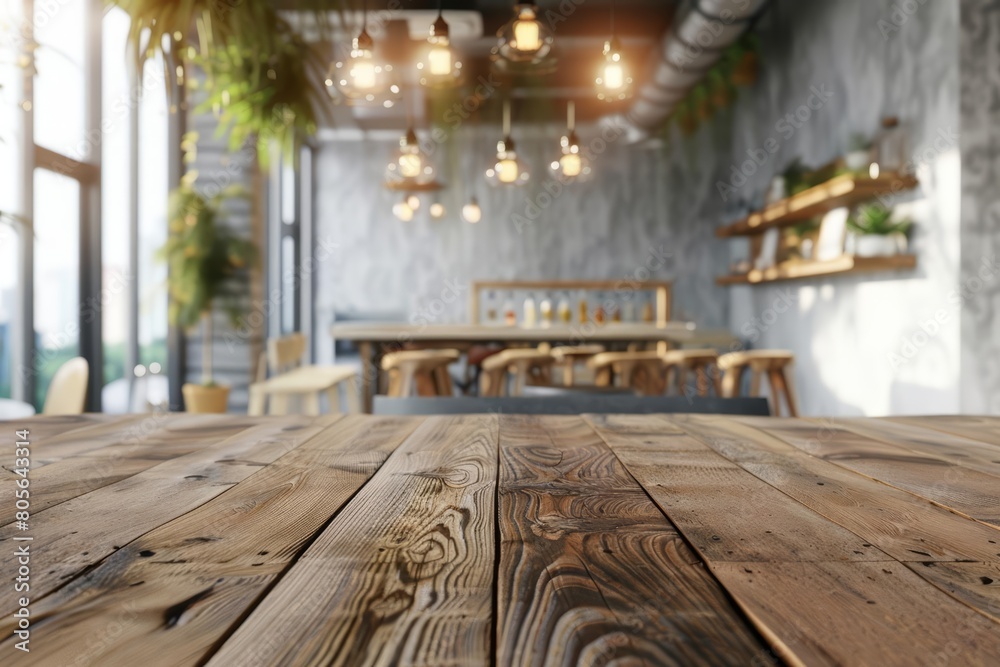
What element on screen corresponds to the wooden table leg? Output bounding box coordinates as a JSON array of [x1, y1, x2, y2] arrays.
[[247, 385, 266, 416], [358, 341, 375, 414], [303, 392, 321, 416]]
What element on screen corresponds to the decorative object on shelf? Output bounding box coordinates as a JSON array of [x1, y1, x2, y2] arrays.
[[486, 100, 530, 186], [416, 3, 463, 89], [595, 1, 632, 101], [873, 116, 906, 173], [494, 4, 554, 67], [551, 101, 592, 182], [392, 196, 415, 222], [717, 255, 917, 286], [754, 228, 780, 271], [462, 195, 482, 223], [846, 204, 911, 257], [765, 176, 787, 206], [159, 180, 257, 413], [845, 133, 872, 172], [815, 207, 850, 261], [327, 1, 398, 105], [429, 201, 445, 219]]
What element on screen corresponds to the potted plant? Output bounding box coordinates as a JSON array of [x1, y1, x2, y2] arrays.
[[845, 133, 872, 172], [159, 180, 257, 413], [846, 204, 911, 257]]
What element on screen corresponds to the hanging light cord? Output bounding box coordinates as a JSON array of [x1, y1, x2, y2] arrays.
[[610, 0, 616, 38]]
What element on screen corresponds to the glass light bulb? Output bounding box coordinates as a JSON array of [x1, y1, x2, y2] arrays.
[[603, 62, 624, 90], [497, 159, 520, 184], [393, 201, 414, 221], [512, 17, 541, 52], [398, 153, 423, 179], [462, 199, 482, 223], [559, 153, 582, 177], [407, 194, 420, 210], [430, 202, 445, 218], [350, 59, 376, 89], [428, 44, 452, 76]]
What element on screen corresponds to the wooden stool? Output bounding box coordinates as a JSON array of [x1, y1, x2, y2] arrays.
[[381, 349, 460, 398], [588, 351, 666, 396], [248, 366, 360, 416], [661, 349, 720, 397], [717, 350, 798, 416], [480, 349, 555, 397], [551, 345, 605, 386]]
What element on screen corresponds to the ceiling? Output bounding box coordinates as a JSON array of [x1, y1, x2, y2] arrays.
[[281, 1, 681, 132]]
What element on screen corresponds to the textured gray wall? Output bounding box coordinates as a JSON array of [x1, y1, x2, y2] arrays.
[[312, 0, 969, 416], [959, 0, 1000, 414]]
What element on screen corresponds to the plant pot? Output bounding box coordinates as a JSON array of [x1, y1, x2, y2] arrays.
[[182, 383, 230, 414], [845, 150, 870, 172], [850, 232, 907, 257]]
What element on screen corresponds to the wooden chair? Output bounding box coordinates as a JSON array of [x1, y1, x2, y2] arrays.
[[382, 349, 460, 398], [249, 333, 359, 415], [550, 344, 605, 386], [717, 350, 798, 416], [42, 357, 89, 415], [480, 349, 555, 397], [660, 349, 720, 397], [588, 351, 666, 396]]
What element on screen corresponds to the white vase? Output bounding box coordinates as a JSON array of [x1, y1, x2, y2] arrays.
[[845, 150, 870, 172], [852, 232, 906, 257]]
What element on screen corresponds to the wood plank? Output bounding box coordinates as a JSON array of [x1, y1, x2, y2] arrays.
[[0, 415, 420, 667], [711, 561, 1000, 667], [585, 414, 888, 562], [1, 414, 267, 526], [496, 415, 767, 666], [839, 417, 1000, 480], [905, 561, 1000, 623], [0, 415, 337, 616], [889, 415, 1000, 449], [206, 415, 498, 667], [739, 417, 1000, 527], [671, 415, 1000, 562], [716, 254, 917, 286], [6, 414, 147, 468]]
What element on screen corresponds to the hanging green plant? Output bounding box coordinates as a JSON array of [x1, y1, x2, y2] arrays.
[[110, 0, 329, 163], [707, 69, 735, 110], [691, 84, 712, 122], [729, 33, 760, 87], [674, 98, 698, 137]]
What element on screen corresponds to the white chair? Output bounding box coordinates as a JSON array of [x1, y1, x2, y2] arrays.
[[42, 357, 89, 415]]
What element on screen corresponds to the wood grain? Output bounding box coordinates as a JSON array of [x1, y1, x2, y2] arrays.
[[206, 415, 499, 667], [890, 415, 1000, 446], [586, 414, 887, 562], [710, 561, 1000, 666], [672, 415, 1000, 562], [496, 415, 767, 666], [6, 414, 147, 468], [905, 561, 1000, 622], [1, 414, 265, 526], [740, 417, 1000, 527], [0, 415, 419, 667], [0, 415, 336, 616]]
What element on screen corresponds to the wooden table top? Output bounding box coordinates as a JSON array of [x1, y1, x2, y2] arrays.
[[331, 321, 738, 346], [3, 413, 999, 666]]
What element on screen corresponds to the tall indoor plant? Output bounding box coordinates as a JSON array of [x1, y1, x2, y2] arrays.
[[160, 180, 256, 413]]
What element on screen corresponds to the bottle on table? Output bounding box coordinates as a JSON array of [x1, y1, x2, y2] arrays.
[[485, 290, 498, 324], [557, 293, 572, 324], [523, 293, 537, 328], [594, 292, 606, 325], [539, 294, 553, 327], [611, 298, 622, 323], [641, 295, 655, 323], [503, 293, 517, 326], [622, 296, 636, 322], [578, 290, 589, 324]]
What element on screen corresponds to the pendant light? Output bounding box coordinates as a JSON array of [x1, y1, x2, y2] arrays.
[[393, 195, 415, 222], [385, 128, 436, 186], [550, 101, 592, 182], [596, 0, 633, 101], [495, 4, 554, 65], [429, 201, 446, 219], [462, 195, 482, 223], [327, 1, 398, 104], [417, 3, 463, 89], [486, 100, 530, 186], [407, 194, 421, 210]]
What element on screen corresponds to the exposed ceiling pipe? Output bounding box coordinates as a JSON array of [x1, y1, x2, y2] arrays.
[[607, 0, 770, 141]]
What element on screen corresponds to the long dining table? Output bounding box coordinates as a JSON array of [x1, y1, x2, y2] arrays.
[[1, 412, 999, 665], [330, 322, 738, 412]]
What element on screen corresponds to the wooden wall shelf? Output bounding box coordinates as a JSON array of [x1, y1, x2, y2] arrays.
[[716, 254, 917, 286], [716, 172, 919, 238]]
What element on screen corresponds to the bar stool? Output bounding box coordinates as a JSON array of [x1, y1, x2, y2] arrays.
[[551, 345, 605, 386], [480, 349, 556, 397], [381, 349, 461, 398], [717, 350, 798, 416], [660, 349, 720, 397], [588, 351, 667, 396]]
